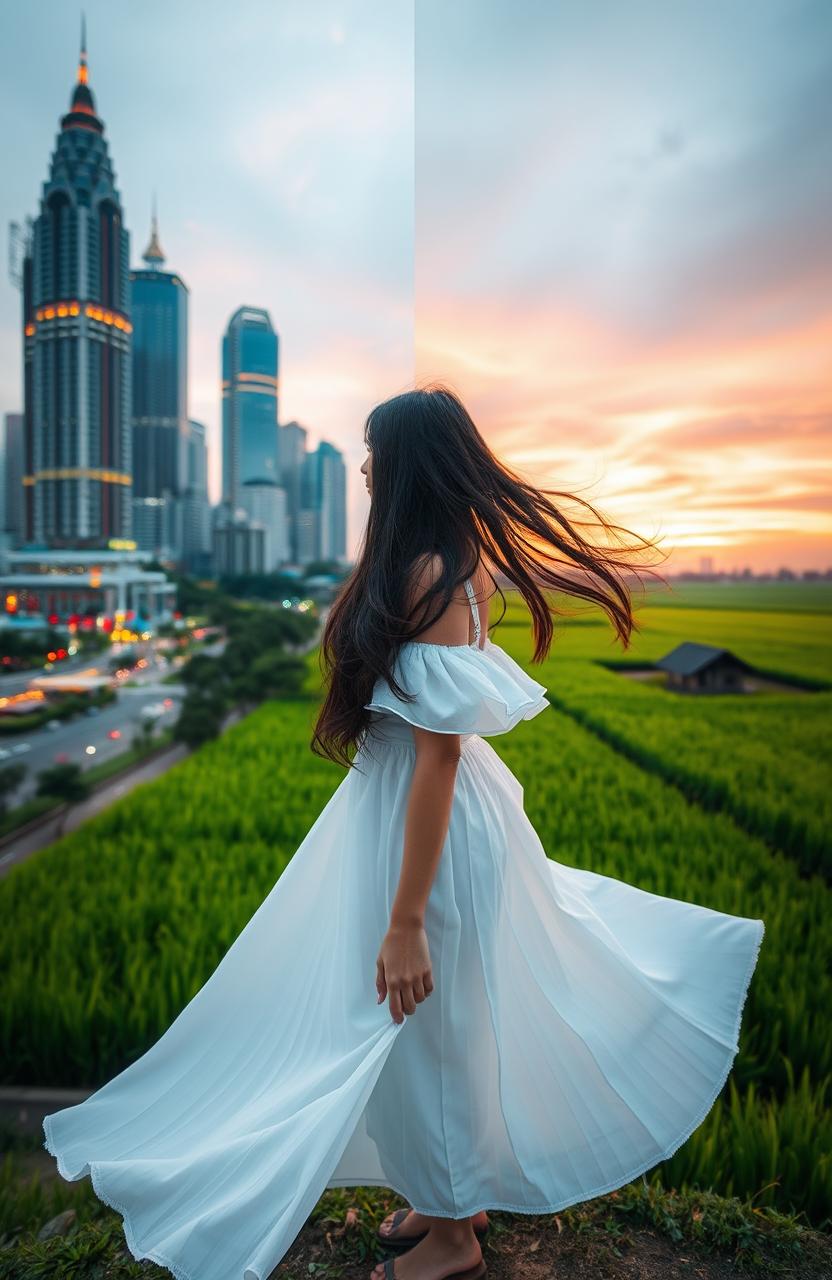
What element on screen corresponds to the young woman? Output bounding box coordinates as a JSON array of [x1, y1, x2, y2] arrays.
[[43, 384, 765, 1280]]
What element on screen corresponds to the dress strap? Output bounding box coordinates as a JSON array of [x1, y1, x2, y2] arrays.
[[463, 577, 482, 648]]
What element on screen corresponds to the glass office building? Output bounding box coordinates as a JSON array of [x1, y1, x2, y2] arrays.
[[129, 211, 189, 556], [180, 419, 211, 573], [221, 307, 280, 508]]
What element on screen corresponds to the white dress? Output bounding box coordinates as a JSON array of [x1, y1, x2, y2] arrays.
[[43, 578, 766, 1280]]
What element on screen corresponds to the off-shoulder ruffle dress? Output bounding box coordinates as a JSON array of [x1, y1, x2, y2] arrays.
[[42, 579, 765, 1280]]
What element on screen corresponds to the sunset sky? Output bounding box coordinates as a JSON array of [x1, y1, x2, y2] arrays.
[[415, 0, 832, 572], [1, 1, 829, 572]]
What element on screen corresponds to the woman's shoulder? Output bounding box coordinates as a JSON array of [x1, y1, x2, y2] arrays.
[[403, 552, 445, 606], [404, 551, 492, 598], [402, 553, 477, 646], [468, 555, 496, 608]]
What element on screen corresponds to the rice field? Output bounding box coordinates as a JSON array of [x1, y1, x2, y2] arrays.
[[1, 580, 830, 1226]]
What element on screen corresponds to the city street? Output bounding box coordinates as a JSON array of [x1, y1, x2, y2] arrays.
[[0, 657, 184, 805]]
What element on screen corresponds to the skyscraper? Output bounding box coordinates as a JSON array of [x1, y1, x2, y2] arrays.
[[277, 419, 307, 563], [316, 440, 347, 562], [21, 21, 132, 548], [180, 419, 211, 573], [1, 413, 25, 545], [300, 440, 347, 564], [130, 203, 189, 558], [238, 479, 288, 570], [221, 307, 279, 509]]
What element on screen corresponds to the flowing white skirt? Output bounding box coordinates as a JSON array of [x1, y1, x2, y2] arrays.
[[43, 715, 765, 1280]]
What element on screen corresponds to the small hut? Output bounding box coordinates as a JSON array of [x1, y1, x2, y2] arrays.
[[655, 642, 754, 694]]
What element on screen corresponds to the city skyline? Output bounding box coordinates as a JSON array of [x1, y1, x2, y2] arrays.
[[1, 3, 829, 572], [1, 2, 413, 560]]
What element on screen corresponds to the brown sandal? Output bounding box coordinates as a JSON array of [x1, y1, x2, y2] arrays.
[[382, 1259, 486, 1279], [376, 1208, 490, 1251]]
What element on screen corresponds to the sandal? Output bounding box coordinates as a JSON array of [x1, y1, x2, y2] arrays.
[[382, 1259, 486, 1279], [377, 1208, 490, 1251]]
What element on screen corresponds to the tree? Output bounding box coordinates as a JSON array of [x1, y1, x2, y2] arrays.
[[0, 763, 27, 819], [173, 693, 224, 749], [250, 651, 307, 698], [181, 652, 227, 697], [36, 762, 92, 835], [132, 718, 156, 755]]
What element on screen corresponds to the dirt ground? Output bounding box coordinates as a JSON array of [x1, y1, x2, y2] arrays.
[[271, 1206, 832, 1280], [10, 1149, 832, 1280]]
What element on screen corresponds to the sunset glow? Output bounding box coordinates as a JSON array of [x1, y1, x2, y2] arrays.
[[416, 2, 832, 573]]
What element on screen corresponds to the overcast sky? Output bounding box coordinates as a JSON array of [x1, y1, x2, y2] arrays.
[[2, 1, 829, 571]]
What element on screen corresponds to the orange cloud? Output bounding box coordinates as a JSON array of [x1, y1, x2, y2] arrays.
[[416, 296, 832, 571]]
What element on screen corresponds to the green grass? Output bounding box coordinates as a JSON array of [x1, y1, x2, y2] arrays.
[[492, 582, 832, 877], [641, 579, 832, 614], [0, 582, 829, 1226]]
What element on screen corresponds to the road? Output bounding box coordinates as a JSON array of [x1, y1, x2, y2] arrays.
[[0, 656, 185, 805], [0, 648, 111, 697], [0, 704, 247, 875]]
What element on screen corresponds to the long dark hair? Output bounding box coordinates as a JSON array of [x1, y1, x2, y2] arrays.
[[311, 382, 667, 769]]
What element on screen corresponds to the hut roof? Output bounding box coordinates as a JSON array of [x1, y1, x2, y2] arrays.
[[655, 642, 753, 677]]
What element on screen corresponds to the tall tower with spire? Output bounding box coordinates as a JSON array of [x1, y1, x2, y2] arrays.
[[129, 195, 190, 560], [21, 18, 132, 547]]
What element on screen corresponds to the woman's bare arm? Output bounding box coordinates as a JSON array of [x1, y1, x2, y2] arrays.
[[375, 554, 475, 1024]]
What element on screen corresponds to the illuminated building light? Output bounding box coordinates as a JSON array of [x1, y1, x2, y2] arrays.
[[84, 303, 133, 333], [23, 468, 132, 485], [31, 299, 131, 333]]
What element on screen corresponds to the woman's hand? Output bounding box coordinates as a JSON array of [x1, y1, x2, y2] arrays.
[[376, 919, 434, 1024]]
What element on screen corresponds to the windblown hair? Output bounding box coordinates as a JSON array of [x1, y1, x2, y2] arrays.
[[311, 382, 667, 769]]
